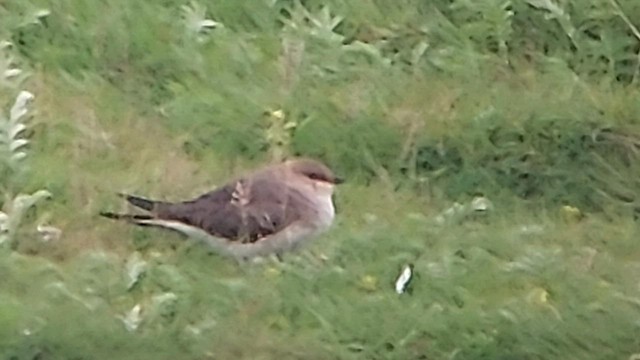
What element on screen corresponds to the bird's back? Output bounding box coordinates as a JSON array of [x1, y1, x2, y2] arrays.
[[155, 174, 317, 243]]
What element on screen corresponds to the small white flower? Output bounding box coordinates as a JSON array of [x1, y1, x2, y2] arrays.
[[4, 68, 22, 79], [198, 19, 221, 29], [37, 224, 62, 242], [182, 2, 222, 36], [120, 304, 143, 332], [395, 264, 414, 294], [34, 9, 51, 18], [471, 196, 492, 212]]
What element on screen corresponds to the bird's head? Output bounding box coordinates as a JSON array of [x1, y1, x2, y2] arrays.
[[284, 158, 344, 193]]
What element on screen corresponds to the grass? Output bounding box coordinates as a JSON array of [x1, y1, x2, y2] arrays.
[[1, 0, 640, 359], [2, 203, 640, 359]]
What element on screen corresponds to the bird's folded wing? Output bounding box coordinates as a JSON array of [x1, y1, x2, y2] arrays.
[[156, 177, 305, 243]]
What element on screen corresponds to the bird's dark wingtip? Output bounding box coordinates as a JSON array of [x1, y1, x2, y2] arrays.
[[99, 211, 121, 219], [114, 193, 157, 212], [99, 211, 153, 221]]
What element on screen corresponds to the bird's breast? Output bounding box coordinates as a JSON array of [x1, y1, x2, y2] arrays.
[[288, 184, 336, 230], [313, 193, 335, 229]]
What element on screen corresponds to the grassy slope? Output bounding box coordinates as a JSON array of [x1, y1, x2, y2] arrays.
[[1, 0, 640, 359]]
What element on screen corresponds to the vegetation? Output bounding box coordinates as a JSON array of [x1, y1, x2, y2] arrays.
[[1, 0, 640, 358]]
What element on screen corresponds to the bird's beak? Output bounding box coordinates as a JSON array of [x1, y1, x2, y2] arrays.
[[333, 176, 345, 185]]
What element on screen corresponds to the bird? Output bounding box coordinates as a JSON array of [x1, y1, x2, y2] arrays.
[[100, 158, 344, 259]]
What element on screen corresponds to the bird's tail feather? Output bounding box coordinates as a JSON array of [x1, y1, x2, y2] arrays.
[[100, 193, 175, 226], [118, 193, 157, 211], [99, 211, 204, 239], [99, 211, 154, 222]]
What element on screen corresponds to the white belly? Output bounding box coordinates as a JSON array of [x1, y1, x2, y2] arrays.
[[312, 193, 336, 230]]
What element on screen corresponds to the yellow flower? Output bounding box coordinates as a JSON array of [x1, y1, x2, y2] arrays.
[[358, 275, 378, 292], [265, 267, 281, 278], [271, 109, 285, 120], [561, 205, 583, 222]]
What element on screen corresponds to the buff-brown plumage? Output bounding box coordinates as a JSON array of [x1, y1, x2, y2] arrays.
[[101, 158, 343, 259]]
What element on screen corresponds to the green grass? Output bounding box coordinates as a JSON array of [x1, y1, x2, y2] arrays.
[[2, 205, 640, 359], [1, 0, 640, 358]]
